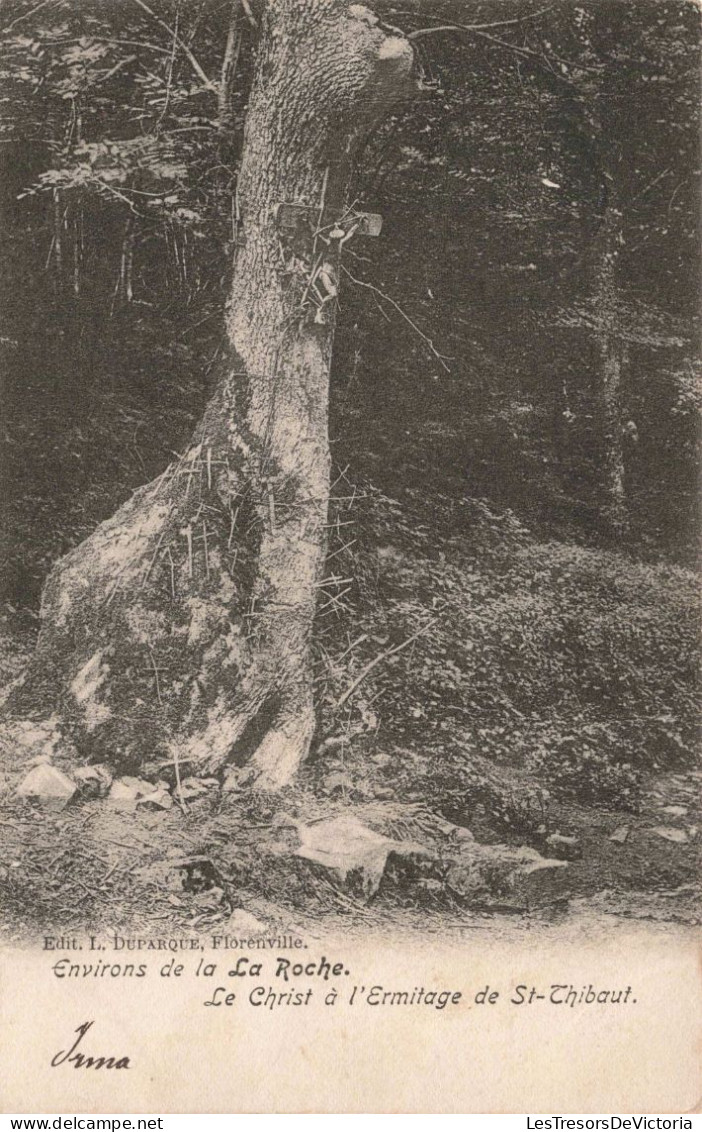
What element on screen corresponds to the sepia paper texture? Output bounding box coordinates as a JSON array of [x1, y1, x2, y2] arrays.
[[1, 925, 701, 1113], [1, 0, 700, 1115]]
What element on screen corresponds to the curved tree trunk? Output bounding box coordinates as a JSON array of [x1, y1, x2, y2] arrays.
[[6, 1, 414, 790]]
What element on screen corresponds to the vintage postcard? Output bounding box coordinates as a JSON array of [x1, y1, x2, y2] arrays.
[[0, 0, 700, 1114]]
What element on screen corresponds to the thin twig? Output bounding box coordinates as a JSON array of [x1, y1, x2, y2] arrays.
[[342, 266, 451, 372], [39, 35, 172, 55], [157, 6, 179, 126], [2, 0, 60, 32], [330, 463, 350, 490], [408, 17, 582, 86], [166, 546, 176, 598], [219, 2, 242, 129], [228, 505, 240, 550], [202, 522, 210, 578], [334, 619, 437, 711], [148, 648, 164, 705], [172, 746, 188, 815], [141, 526, 167, 588], [336, 633, 368, 663], [94, 178, 141, 216], [408, 5, 555, 39], [318, 585, 353, 615], [239, 0, 256, 25], [184, 524, 193, 577], [313, 166, 330, 260], [96, 55, 137, 86], [129, 0, 217, 92], [102, 856, 137, 884], [326, 537, 357, 561], [43, 234, 56, 273]]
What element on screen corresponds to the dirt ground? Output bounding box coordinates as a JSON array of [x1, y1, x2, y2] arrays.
[[1, 669, 698, 947]]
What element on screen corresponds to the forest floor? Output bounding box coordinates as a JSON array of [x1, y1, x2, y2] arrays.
[[0, 478, 699, 945], [0, 751, 700, 947]]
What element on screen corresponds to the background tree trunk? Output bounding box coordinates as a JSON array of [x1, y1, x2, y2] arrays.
[[596, 203, 628, 539], [6, 0, 414, 790]]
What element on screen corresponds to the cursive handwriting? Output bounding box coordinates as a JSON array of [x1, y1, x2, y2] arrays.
[[51, 1021, 130, 1069]]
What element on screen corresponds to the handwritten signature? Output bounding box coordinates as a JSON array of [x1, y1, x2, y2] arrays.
[[51, 1022, 130, 1069]]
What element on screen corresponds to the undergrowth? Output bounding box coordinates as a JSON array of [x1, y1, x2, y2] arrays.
[[312, 483, 699, 817]]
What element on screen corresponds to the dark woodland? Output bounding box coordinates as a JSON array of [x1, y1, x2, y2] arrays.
[[0, 0, 699, 939]]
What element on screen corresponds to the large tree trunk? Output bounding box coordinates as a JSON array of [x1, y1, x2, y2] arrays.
[[6, 1, 414, 790]]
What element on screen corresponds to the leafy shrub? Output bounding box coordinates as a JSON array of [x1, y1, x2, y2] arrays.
[[530, 723, 642, 812], [421, 750, 551, 841]]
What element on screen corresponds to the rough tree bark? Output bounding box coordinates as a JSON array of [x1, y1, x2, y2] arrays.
[[5, 1, 415, 789], [590, 22, 629, 542], [595, 201, 628, 538]]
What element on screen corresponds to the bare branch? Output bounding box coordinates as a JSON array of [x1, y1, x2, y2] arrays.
[[2, 0, 60, 33], [411, 20, 583, 88], [96, 54, 137, 85], [408, 5, 555, 40], [40, 35, 175, 56], [218, 0, 243, 130], [411, 23, 539, 60], [408, 10, 589, 86], [129, 0, 218, 94], [333, 619, 438, 712], [341, 265, 451, 372], [94, 178, 141, 216], [157, 5, 179, 126], [239, 0, 257, 27]]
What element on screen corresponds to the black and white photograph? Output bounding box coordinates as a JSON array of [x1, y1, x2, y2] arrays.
[[0, 0, 699, 1113]]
